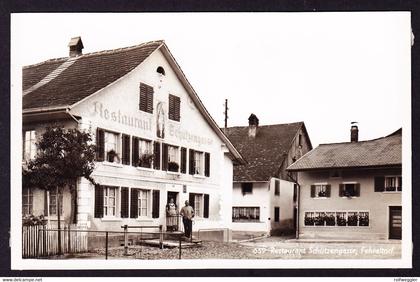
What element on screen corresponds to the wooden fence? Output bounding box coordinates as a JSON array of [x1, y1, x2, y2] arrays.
[[22, 224, 88, 258]]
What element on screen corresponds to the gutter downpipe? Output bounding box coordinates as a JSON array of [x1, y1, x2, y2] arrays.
[[287, 171, 300, 240]]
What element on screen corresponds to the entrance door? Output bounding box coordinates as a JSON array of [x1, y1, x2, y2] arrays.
[[166, 192, 179, 231], [389, 206, 402, 239]]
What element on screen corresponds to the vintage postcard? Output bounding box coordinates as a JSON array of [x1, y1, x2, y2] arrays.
[[10, 12, 412, 269]]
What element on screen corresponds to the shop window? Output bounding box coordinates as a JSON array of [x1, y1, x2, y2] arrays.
[[232, 207, 260, 222], [304, 211, 369, 227]]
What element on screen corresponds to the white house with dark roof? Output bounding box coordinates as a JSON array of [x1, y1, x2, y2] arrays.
[[287, 125, 402, 240], [224, 114, 312, 235], [22, 37, 245, 243]]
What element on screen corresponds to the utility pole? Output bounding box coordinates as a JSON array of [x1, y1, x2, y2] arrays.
[[223, 99, 228, 130]]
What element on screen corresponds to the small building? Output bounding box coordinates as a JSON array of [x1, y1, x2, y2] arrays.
[[287, 125, 402, 240], [224, 114, 312, 235], [22, 37, 245, 242]]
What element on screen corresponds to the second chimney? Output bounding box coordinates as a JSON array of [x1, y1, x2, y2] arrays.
[[68, 36, 84, 57], [350, 122, 359, 142], [248, 113, 259, 138]]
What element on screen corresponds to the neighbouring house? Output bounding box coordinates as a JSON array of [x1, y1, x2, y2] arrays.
[[287, 125, 402, 240], [224, 114, 312, 235], [22, 37, 245, 243]]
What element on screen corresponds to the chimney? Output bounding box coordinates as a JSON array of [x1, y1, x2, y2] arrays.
[[248, 113, 259, 138], [350, 122, 359, 142], [68, 36, 84, 57]]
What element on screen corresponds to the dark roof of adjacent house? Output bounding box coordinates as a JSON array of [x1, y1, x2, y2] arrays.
[[224, 122, 305, 182], [23, 40, 163, 110], [287, 129, 402, 171]]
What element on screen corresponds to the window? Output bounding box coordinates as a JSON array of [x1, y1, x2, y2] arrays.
[[194, 194, 203, 217], [339, 183, 360, 197], [23, 130, 36, 161], [385, 176, 402, 192], [168, 94, 181, 121], [22, 188, 33, 215], [189, 193, 209, 218], [96, 128, 120, 163], [232, 207, 260, 222], [304, 211, 369, 227], [133, 137, 153, 168], [274, 207, 280, 222], [167, 145, 180, 172], [49, 188, 63, 216], [298, 134, 302, 147], [194, 151, 203, 175], [156, 66, 165, 76], [103, 186, 117, 217], [241, 183, 253, 195], [274, 180, 280, 196], [311, 184, 331, 198], [139, 83, 153, 113], [138, 189, 149, 217]]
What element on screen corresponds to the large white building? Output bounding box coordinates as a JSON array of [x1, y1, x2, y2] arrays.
[[22, 37, 244, 242]]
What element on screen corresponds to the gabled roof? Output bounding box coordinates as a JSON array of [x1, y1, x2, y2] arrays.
[[23, 40, 163, 109], [287, 129, 402, 171], [22, 39, 245, 164], [224, 122, 305, 181]]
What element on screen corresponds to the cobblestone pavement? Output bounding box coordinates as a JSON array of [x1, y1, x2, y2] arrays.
[[50, 237, 401, 260]]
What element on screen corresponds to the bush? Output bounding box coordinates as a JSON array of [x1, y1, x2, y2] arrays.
[[138, 153, 153, 168], [168, 161, 179, 172], [22, 214, 46, 226]]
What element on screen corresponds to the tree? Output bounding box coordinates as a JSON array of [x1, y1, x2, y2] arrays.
[[22, 125, 96, 254]]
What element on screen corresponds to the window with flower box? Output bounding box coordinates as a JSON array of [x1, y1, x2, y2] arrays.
[[132, 137, 153, 168], [96, 128, 121, 163], [304, 211, 369, 227], [339, 183, 360, 197], [310, 184, 331, 198], [375, 176, 402, 192]]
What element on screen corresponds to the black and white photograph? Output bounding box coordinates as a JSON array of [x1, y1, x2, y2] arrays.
[[10, 12, 412, 270]]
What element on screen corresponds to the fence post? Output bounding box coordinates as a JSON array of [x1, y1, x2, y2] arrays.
[[159, 225, 163, 249], [36, 228, 41, 258], [123, 225, 128, 256], [105, 231, 108, 260], [68, 224, 71, 253], [178, 234, 182, 260]]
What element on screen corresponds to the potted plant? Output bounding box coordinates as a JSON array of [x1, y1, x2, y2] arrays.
[[325, 214, 336, 226], [168, 161, 179, 172], [347, 214, 358, 226], [336, 214, 347, 226], [23, 214, 46, 226], [107, 149, 119, 163], [314, 213, 325, 226], [304, 216, 314, 226], [138, 153, 153, 168], [359, 214, 369, 226], [318, 190, 327, 197]]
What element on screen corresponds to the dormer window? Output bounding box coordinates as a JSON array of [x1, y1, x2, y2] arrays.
[[156, 66, 165, 76]]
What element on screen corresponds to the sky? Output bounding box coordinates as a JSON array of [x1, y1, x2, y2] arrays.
[[11, 13, 411, 147]]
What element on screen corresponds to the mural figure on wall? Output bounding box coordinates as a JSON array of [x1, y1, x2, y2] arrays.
[[156, 102, 165, 138]]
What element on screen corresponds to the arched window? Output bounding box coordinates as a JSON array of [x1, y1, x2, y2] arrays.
[[156, 66, 165, 76]]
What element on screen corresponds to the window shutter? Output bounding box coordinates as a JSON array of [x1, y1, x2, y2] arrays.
[[326, 184, 331, 197], [153, 142, 161, 169], [94, 185, 104, 218], [310, 185, 315, 198], [122, 134, 130, 165], [189, 149, 195, 175], [152, 190, 160, 218], [180, 147, 187, 173], [339, 184, 344, 197], [139, 84, 147, 112], [174, 96, 180, 121], [168, 95, 174, 120], [374, 176, 385, 192], [398, 176, 402, 191], [132, 137, 139, 167], [355, 183, 360, 197], [189, 193, 195, 210], [204, 152, 210, 177], [96, 128, 104, 161], [120, 187, 129, 218], [147, 86, 154, 113], [130, 189, 138, 218], [162, 143, 168, 171], [203, 194, 209, 218]]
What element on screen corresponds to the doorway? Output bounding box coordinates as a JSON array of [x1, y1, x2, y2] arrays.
[[166, 191, 179, 231], [389, 206, 402, 239]]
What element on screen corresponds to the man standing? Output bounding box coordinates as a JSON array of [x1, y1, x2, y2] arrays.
[[180, 200, 194, 238]]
